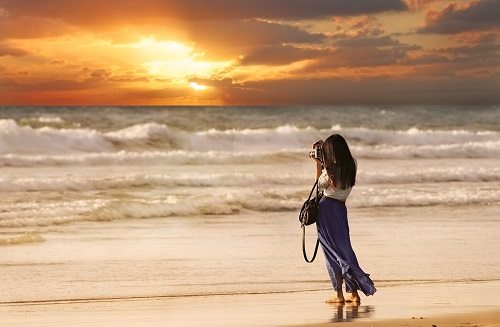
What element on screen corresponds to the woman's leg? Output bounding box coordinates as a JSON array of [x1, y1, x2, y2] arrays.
[[345, 289, 361, 303], [326, 272, 345, 303], [322, 245, 345, 303]]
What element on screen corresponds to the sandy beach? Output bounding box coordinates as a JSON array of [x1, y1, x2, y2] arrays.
[[2, 280, 500, 326], [1, 106, 499, 326], [298, 310, 500, 327], [2, 203, 499, 326], [1, 0, 500, 320]]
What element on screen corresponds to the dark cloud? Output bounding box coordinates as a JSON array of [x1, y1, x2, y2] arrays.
[[125, 87, 192, 99], [0, 77, 101, 92], [418, 0, 500, 34], [330, 16, 385, 38], [0, 16, 72, 39], [0, 77, 18, 88], [88, 69, 111, 81], [0, 43, 29, 56], [436, 42, 500, 59], [109, 75, 149, 83], [0, 0, 407, 24], [21, 79, 97, 91], [335, 36, 400, 47], [224, 75, 500, 105], [451, 31, 499, 45], [185, 19, 325, 49], [239, 45, 327, 65], [400, 53, 450, 65], [404, 0, 442, 11], [301, 37, 419, 71]]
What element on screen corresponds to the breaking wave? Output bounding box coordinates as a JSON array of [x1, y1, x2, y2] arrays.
[[1, 120, 499, 162], [2, 185, 499, 228], [1, 168, 500, 192], [0, 232, 45, 246]]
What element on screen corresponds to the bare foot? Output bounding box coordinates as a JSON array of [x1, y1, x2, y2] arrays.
[[345, 295, 361, 303], [326, 296, 345, 303]]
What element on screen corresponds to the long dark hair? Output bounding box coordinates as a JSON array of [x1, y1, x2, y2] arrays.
[[322, 134, 356, 189]]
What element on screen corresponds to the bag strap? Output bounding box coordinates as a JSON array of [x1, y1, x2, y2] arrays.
[[308, 179, 319, 201], [302, 225, 320, 263], [302, 178, 320, 263], [300, 179, 320, 212]]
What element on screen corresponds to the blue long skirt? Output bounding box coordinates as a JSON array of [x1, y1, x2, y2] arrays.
[[316, 197, 376, 296]]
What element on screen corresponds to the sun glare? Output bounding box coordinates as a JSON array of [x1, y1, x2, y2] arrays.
[[190, 82, 208, 91], [133, 37, 232, 85]]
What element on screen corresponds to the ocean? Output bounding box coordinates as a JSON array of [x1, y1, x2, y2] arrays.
[[1, 105, 499, 306]]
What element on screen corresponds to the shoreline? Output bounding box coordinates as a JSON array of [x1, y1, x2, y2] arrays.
[[289, 309, 500, 327], [2, 280, 500, 327]]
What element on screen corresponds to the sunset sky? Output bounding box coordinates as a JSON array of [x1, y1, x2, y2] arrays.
[[0, 0, 498, 105]]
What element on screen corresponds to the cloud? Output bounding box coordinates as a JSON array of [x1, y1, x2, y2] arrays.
[[450, 31, 499, 44], [400, 53, 450, 65], [0, 77, 17, 88], [404, 0, 442, 11], [300, 36, 419, 71], [398, 40, 499, 77], [0, 15, 73, 39], [335, 35, 400, 47], [1, 0, 498, 106], [184, 19, 325, 49], [125, 87, 192, 99], [222, 75, 500, 105], [330, 16, 386, 38], [0, 73, 105, 92], [436, 42, 499, 59], [0, 0, 407, 24], [188, 77, 235, 89], [418, 0, 500, 34], [238, 45, 327, 65], [0, 43, 29, 56]]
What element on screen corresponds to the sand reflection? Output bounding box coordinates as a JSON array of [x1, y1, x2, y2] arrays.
[[328, 302, 375, 322]]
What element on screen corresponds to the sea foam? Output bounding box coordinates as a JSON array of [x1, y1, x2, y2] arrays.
[[1, 120, 499, 167], [1, 168, 499, 192]]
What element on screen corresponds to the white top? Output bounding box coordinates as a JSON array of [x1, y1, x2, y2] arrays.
[[318, 171, 352, 201]]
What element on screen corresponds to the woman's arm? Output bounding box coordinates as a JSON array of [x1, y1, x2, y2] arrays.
[[310, 141, 324, 180], [315, 160, 322, 179]]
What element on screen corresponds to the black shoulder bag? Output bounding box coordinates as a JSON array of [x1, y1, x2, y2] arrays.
[[298, 179, 323, 263]]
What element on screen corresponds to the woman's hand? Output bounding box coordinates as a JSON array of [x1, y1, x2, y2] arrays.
[[310, 141, 323, 179], [309, 140, 323, 164], [312, 140, 323, 148]]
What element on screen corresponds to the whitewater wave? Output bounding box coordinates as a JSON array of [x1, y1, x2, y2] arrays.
[[1, 143, 499, 167], [1, 168, 499, 192], [0, 192, 300, 227], [2, 185, 499, 228], [0, 150, 305, 167], [1, 119, 499, 159], [0, 232, 45, 246]]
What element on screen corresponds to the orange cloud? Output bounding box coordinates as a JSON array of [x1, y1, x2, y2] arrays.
[[0, 0, 498, 105], [418, 0, 500, 34]]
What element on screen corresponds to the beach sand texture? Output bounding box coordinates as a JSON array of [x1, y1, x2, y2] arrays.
[[1, 106, 499, 326]]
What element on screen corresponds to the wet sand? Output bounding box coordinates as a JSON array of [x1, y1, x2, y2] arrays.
[[296, 310, 500, 327], [2, 280, 499, 327]]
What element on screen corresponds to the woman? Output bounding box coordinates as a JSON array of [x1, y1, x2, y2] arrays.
[[310, 134, 376, 303]]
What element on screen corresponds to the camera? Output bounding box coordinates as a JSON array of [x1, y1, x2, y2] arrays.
[[309, 140, 323, 161]]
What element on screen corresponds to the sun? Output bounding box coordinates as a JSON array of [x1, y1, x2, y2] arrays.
[[190, 82, 208, 91], [132, 37, 232, 87]]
